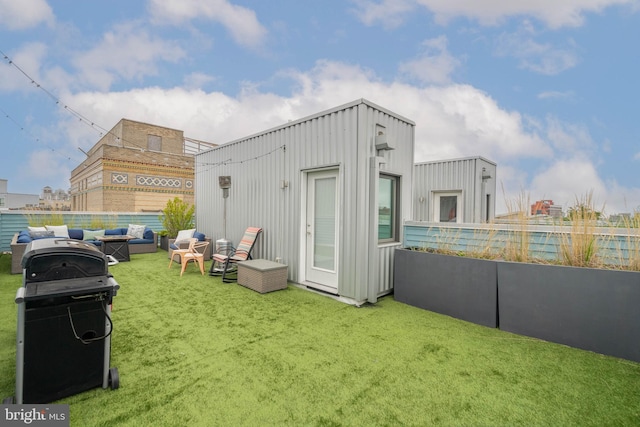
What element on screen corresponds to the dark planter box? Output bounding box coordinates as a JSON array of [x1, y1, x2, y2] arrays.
[[159, 235, 169, 251], [498, 262, 640, 363], [393, 249, 498, 328]]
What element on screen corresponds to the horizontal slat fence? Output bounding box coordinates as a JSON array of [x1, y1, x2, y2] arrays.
[[0, 211, 164, 253], [404, 221, 640, 268]]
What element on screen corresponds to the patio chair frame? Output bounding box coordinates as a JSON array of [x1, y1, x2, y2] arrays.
[[209, 227, 262, 283], [169, 238, 210, 276]]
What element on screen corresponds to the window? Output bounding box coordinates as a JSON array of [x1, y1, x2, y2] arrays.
[[147, 134, 162, 151], [379, 174, 400, 242], [485, 194, 491, 222], [0, 197, 4, 207], [434, 191, 462, 223]]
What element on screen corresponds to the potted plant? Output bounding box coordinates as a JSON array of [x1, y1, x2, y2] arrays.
[[158, 198, 195, 251], [158, 230, 169, 251]]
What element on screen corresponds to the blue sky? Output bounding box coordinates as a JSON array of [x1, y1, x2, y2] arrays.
[[1, 0, 639, 215]]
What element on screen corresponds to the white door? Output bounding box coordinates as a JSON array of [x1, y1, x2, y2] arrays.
[[305, 169, 339, 290]]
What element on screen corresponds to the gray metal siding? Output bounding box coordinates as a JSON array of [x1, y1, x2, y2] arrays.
[[413, 157, 496, 223], [196, 99, 414, 304]]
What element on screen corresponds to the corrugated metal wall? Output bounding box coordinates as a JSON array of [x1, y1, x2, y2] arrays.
[[413, 157, 496, 223], [195, 99, 414, 304]]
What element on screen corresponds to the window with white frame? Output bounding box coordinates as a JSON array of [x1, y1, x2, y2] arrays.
[[379, 174, 400, 242], [434, 191, 462, 223]]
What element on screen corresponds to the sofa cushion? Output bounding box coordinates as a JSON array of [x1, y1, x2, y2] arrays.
[[129, 238, 153, 244], [17, 231, 32, 243], [28, 226, 47, 232], [143, 228, 154, 240], [193, 231, 205, 241], [83, 229, 105, 241], [45, 225, 69, 238], [104, 228, 122, 236], [68, 228, 84, 240]]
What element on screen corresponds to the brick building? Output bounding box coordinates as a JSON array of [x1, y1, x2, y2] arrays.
[[70, 119, 215, 212]]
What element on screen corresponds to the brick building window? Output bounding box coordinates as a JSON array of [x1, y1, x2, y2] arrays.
[[148, 134, 162, 151]]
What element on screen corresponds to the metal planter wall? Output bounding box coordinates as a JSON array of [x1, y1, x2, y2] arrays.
[[393, 248, 640, 363], [498, 262, 640, 363], [393, 248, 498, 328]]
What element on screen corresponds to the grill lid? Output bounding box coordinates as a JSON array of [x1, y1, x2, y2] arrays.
[[22, 238, 108, 282]]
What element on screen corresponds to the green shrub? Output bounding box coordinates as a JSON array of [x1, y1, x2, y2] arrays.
[[159, 197, 195, 238]]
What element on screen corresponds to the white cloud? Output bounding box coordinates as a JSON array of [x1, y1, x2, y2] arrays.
[[0, 43, 48, 92], [415, 84, 552, 161], [0, 0, 54, 30], [65, 60, 546, 157], [545, 116, 595, 155], [183, 72, 218, 90], [24, 149, 72, 189], [538, 90, 574, 99], [494, 24, 580, 75], [71, 22, 186, 91], [350, 0, 416, 29], [353, 0, 636, 29], [529, 158, 607, 210], [604, 181, 640, 213], [148, 0, 267, 49], [58, 59, 636, 215], [399, 36, 461, 84]]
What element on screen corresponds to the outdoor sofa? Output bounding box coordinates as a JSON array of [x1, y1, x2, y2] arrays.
[[10, 226, 157, 274]]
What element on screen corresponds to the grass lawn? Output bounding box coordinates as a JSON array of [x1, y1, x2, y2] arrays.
[[1, 250, 639, 426]]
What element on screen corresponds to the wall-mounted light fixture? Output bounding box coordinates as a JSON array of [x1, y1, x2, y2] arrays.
[[375, 124, 394, 151], [482, 167, 492, 180]]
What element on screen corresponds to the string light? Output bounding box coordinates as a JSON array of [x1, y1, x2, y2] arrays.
[[0, 106, 78, 163], [1, 49, 286, 174]]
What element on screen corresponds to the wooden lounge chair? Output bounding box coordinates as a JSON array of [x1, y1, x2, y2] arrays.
[[169, 238, 210, 276], [209, 227, 262, 282]]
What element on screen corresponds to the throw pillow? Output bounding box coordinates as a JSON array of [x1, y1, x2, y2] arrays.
[[68, 228, 83, 240], [127, 224, 146, 239], [175, 228, 196, 244], [83, 229, 105, 241], [45, 224, 70, 238], [28, 226, 47, 232]]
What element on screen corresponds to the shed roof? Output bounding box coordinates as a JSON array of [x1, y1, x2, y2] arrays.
[[198, 98, 416, 155]]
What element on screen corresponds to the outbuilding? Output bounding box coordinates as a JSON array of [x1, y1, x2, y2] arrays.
[[195, 99, 415, 304], [413, 156, 497, 223]]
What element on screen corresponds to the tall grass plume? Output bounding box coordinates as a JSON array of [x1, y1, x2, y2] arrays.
[[558, 191, 602, 268], [502, 189, 531, 263]]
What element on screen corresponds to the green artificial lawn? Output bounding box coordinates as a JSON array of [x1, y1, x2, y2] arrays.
[[1, 251, 639, 426]]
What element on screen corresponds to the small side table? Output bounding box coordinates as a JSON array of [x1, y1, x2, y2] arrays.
[[97, 235, 133, 262], [237, 259, 288, 294]]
